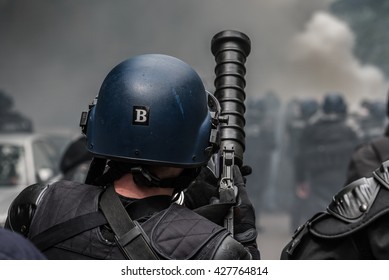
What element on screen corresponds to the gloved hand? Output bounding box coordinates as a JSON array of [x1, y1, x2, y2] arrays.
[[232, 165, 260, 259], [184, 166, 219, 210], [239, 165, 252, 182], [184, 164, 253, 209], [185, 164, 260, 259]]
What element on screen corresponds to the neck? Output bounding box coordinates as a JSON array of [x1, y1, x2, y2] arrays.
[[114, 173, 174, 199]]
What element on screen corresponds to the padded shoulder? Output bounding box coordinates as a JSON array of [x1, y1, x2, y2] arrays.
[[372, 159, 389, 190], [284, 167, 389, 257], [143, 203, 231, 259], [5, 183, 49, 236], [327, 177, 379, 223]]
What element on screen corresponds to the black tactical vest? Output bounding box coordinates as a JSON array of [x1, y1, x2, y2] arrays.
[[27, 181, 245, 260]]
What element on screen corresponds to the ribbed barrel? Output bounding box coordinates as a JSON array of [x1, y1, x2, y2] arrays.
[[211, 30, 251, 167]]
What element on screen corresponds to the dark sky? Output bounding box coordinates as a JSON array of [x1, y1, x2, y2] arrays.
[[0, 0, 387, 132]]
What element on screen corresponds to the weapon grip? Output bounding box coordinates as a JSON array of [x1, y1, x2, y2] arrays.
[[211, 30, 251, 167]]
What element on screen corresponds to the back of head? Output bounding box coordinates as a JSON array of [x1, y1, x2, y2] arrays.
[[322, 92, 347, 115], [300, 99, 319, 120]]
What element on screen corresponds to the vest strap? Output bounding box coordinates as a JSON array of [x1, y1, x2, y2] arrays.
[[117, 225, 143, 247], [99, 185, 159, 260]]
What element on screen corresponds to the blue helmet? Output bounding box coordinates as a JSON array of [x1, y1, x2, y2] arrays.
[[81, 54, 219, 168], [322, 92, 347, 115]]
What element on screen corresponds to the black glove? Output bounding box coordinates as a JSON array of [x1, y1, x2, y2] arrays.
[[184, 164, 253, 209], [185, 165, 260, 259], [232, 165, 260, 259], [239, 165, 252, 181], [184, 164, 254, 207], [184, 166, 219, 210]]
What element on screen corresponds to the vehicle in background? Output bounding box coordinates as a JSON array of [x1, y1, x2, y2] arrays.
[[0, 133, 69, 226]]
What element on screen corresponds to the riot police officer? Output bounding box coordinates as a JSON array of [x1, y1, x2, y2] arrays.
[[281, 160, 389, 259], [287, 98, 319, 231], [5, 54, 259, 260], [294, 93, 361, 223], [281, 93, 389, 260]]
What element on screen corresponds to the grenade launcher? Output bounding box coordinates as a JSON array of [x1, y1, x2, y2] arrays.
[[211, 30, 251, 234]]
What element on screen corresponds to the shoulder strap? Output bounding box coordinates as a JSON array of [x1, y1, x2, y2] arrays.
[[99, 185, 159, 260]]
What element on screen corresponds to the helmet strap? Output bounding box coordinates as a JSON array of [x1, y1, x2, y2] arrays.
[[92, 160, 200, 193]]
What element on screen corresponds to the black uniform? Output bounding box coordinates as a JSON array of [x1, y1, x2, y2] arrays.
[[297, 112, 360, 218], [245, 97, 276, 216], [286, 99, 319, 231], [5, 180, 253, 260], [281, 160, 389, 259]]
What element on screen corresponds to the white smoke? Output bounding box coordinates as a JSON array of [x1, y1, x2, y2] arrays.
[[283, 11, 388, 105]]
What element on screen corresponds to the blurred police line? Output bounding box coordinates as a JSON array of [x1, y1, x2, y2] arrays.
[[244, 90, 387, 232]]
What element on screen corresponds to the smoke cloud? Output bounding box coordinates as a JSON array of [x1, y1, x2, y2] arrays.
[[281, 11, 388, 104]]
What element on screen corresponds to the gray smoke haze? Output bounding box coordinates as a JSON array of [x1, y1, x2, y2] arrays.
[[286, 12, 387, 101], [0, 0, 387, 131]]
